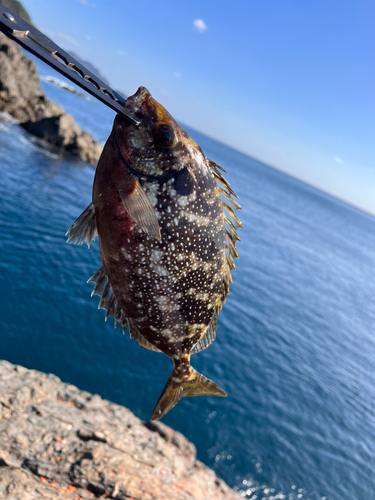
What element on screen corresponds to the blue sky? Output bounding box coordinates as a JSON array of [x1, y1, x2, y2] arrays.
[[23, 0, 375, 213]]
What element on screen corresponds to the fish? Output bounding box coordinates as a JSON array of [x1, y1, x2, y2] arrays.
[[66, 86, 242, 420]]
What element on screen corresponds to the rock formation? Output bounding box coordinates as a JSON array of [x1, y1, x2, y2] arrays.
[[21, 114, 102, 164], [0, 31, 102, 165], [0, 360, 240, 500]]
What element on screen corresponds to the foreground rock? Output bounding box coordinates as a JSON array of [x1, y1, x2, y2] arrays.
[[0, 360, 240, 500], [0, 32, 102, 164]]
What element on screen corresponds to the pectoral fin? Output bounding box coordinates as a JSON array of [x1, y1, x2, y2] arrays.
[[119, 178, 161, 241]]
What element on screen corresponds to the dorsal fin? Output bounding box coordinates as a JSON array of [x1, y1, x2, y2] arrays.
[[66, 203, 98, 248], [189, 158, 242, 355], [208, 158, 242, 306], [190, 313, 218, 354], [209, 162, 238, 198], [87, 266, 161, 352]]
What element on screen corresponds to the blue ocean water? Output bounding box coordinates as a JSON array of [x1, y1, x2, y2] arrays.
[[1, 61, 375, 500]]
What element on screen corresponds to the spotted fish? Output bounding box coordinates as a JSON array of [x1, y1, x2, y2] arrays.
[[66, 87, 241, 420]]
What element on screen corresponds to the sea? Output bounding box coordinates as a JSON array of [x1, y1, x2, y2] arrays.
[[1, 57, 375, 500]]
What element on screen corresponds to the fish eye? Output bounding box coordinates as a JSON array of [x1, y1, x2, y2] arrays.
[[152, 124, 175, 150]]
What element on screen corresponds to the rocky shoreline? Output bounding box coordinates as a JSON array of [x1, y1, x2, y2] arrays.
[[0, 32, 102, 165], [0, 360, 241, 500]]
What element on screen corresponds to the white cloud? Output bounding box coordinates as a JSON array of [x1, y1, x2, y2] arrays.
[[118, 50, 126, 56], [77, 0, 96, 7], [42, 29, 83, 48], [334, 156, 344, 164], [193, 19, 208, 33], [57, 33, 79, 47], [174, 72, 182, 78]]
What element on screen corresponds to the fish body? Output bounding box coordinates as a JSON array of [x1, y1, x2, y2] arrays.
[[67, 87, 241, 420]]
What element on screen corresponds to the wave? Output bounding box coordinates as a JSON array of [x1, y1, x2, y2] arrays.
[[234, 476, 312, 500]]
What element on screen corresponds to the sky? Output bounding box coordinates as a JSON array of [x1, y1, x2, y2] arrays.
[[21, 0, 375, 213]]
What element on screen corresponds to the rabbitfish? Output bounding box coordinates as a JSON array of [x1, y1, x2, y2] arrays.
[[67, 87, 241, 420]]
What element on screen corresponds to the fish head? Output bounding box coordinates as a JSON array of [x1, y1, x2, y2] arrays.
[[113, 87, 202, 177]]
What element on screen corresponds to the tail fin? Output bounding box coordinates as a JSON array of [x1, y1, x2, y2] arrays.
[[151, 366, 226, 421]]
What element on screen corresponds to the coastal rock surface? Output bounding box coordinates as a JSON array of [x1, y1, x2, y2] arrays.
[[21, 114, 102, 165], [0, 32, 102, 164], [0, 360, 240, 500]]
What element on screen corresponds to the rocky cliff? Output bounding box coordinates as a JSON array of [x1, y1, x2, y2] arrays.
[[0, 32, 102, 164], [0, 360, 240, 500]]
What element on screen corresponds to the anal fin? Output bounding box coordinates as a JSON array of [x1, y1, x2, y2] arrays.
[[87, 266, 161, 352], [128, 321, 162, 352], [66, 202, 97, 248], [87, 266, 127, 332], [190, 313, 218, 354]]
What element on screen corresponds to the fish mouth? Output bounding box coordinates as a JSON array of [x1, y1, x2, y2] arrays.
[[124, 86, 151, 116]]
